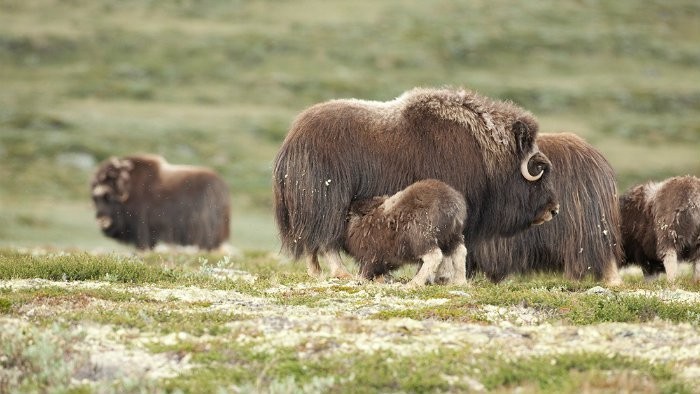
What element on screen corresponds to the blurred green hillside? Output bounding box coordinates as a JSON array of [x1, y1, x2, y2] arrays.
[[1, 0, 699, 251]]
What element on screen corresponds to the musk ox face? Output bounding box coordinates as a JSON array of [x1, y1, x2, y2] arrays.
[[482, 121, 559, 239], [90, 157, 134, 235], [518, 148, 558, 227]]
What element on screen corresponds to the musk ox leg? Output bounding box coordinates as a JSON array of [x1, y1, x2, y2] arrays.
[[448, 244, 468, 285], [692, 258, 700, 284], [407, 248, 443, 288], [661, 249, 679, 283], [307, 253, 322, 278], [324, 250, 353, 279], [603, 258, 622, 287], [434, 255, 455, 285]]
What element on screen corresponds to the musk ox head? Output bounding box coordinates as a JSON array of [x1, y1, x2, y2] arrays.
[[90, 157, 134, 234], [467, 132, 622, 284], [482, 119, 559, 239]]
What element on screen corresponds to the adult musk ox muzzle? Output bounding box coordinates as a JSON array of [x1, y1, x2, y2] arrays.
[[90, 155, 230, 250]]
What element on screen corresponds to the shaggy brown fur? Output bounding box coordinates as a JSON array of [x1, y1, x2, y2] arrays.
[[344, 179, 468, 286], [467, 133, 622, 285], [620, 175, 700, 283], [90, 155, 230, 250], [273, 87, 559, 277]]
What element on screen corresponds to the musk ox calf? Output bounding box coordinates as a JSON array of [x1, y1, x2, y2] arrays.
[[344, 179, 468, 287], [273, 87, 559, 278], [619, 175, 700, 283], [467, 133, 622, 285], [90, 154, 230, 250]]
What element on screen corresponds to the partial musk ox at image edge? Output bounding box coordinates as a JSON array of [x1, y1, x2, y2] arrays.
[[619, 175, 700, 283], [90, 154, 230, 250], [467, 132, 623, 285], [344, 179, 468, 287], [273, 87, 559, 278]]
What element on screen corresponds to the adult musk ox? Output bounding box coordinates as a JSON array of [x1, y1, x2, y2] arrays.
[[90, 154, 230, 250], [273, 87, 559, 278], [344, 179, 468, 287], [466, 133, 622, 285], [619, 175, 700, 283]]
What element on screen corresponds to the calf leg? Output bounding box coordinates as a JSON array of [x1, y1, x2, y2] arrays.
[[434, 256, 455, 284], [448, 244, 468, 285], [662, 249, 679, 283], [324, 250, 352, 279], [407, 248, 443, 288]]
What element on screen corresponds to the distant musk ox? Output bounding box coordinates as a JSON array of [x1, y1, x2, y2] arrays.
[[466, 133, 622, 285], [619, 175, 700, 283], [344, 179, 468, 287], [273, 87, 559, 278], [90, 155, 230, 250]]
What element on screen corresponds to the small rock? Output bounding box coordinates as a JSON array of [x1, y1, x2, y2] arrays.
[[448, 290, 471, 297], [586, 286, 611, 295]]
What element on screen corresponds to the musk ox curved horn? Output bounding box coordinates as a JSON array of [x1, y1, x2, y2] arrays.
[[115, 159, 133, 202], [521, 151, 543, 182], [92, 184, 112, 197]]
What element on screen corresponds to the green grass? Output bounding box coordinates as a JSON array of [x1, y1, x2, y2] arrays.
[[480, 353, 688, 394], [1, 248, 699, 392], [0, 322, 88, 393], [373, 275, 700, 325], [160, 346, 691, 394], [0, 249, 180, 283]]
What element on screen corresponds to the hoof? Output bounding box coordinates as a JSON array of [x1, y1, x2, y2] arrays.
[[405, 280, 424, 289], [332, 271, 353, 280], [306, 267, 322, 278]]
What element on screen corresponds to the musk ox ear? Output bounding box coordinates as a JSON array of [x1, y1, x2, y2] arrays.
[[513, 119, 536, 155]]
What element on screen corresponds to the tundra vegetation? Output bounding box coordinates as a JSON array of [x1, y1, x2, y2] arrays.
[[1, 0, 700, 392], [1, 249, 700, 393]]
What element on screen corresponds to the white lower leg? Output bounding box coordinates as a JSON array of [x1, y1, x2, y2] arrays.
[[449, 244, 468, 285], [434, 256, 455, 284], [407, 248, 443, 287], [604, 257, 622, 286], [306, 253, 321, 278], [693, 259, 700, 284], [325, 250, 352, 279], [662, 249, 679, 282]]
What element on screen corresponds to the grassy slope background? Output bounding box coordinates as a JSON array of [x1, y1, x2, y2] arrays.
[[1, 0, 699, 251]]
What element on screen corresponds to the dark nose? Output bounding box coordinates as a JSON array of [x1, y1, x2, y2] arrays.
[[551, 205, 560, 217]]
